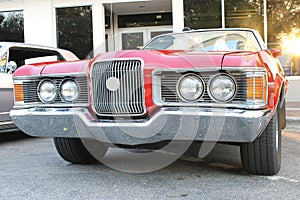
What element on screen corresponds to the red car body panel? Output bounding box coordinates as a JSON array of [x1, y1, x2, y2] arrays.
[[14, 60, 89, 76], [13, 49, 287, 116]]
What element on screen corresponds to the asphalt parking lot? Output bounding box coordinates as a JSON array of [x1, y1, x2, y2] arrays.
[[0, 127, 299, 200]]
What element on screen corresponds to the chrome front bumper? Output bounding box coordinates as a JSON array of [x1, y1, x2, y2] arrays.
[[10, 107, 272, 145]]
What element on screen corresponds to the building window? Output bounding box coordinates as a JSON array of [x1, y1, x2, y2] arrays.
[[225, 0, 264, 38], [122, 32, 143, 50], [105, 9, 111, 29], [56, 6, 93, 59], [118, 13, 172, 28], [184, 0, 222, 29], [0, 10, 24, 42]]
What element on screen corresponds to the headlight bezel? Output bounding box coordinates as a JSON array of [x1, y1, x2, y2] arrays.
[[207, 73, 237, 103], [176, 73, 205, 102], [37, 79, 58, 103], [59, 79, 80, 103]]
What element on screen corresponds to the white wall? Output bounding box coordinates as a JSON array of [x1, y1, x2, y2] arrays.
[[286, 76, 300, 102], [92, 2, 106, 55], [23, 0, 54, 46], [172, 0, 184, 32], [0, 0, 23, 11]]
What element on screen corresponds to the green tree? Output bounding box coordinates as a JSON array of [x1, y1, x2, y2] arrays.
[[267, 0, 300, 44], [0, 11, 24, 42], [56, 6, 93, 59], [0, 14, 4, 25], [225, 0, 264, 37], [184, 0, 222, 29]]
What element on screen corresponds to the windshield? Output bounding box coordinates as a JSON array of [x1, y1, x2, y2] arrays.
[[143, 30, 261, 52]]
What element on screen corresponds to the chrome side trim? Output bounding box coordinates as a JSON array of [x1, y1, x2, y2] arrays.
[[0, 121, 14, 126], [13, 72, 87, 80], [0, 121, 18, 133], [13, 103, 89, 109], [0, 112, 10, 115]]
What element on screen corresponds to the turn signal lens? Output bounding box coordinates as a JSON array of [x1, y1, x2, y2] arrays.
[[247, 75, 267, 102], [14, 84, 24, 102]]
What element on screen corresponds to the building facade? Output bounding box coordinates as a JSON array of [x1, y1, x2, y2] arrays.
[[0, 0, 299, 74]]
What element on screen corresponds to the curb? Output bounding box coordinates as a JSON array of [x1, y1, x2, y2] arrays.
[[286, 117, 300, 131], [286, 117, 300, 122]]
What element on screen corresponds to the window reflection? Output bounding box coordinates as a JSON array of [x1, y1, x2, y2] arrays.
[[56, 6, 93, 59], [225, 0, 264, 38], [118, 13, 172, 28], [0, 10, 24, 42], [122, 33, 144, 50], [184, 0, 222, 29]]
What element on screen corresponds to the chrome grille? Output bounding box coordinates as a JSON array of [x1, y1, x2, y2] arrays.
[[23, 81, 40, 103], [91, 59, 145, 116], [23, 76, 88, 104], [159, 71, 247, 103]]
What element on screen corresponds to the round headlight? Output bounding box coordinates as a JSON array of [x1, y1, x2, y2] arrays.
[[208, 74, 236, 102], [177, 74, 204, 102], [38, 80, 57, 103], [60, 80, 79, 102]]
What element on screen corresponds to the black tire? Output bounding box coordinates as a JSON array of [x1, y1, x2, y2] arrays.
[[53, 137, 108, 164], [240, 107, 281, 175]]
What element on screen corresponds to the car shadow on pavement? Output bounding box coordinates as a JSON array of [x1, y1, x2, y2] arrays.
[[180, 143, 244, 175], [0, 131, 32, 143], [96, 143, 244, 175]]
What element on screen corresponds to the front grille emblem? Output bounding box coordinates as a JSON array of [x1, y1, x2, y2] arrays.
[[106, 77, 120, 91]]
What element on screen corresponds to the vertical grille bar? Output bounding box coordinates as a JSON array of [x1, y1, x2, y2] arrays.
[[91, 59, 145, 116]]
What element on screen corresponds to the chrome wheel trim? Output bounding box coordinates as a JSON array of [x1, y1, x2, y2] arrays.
[[275, 113, 279, 152]]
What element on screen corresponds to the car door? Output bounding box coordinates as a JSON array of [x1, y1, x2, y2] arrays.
[[0, 52, 14, 126]]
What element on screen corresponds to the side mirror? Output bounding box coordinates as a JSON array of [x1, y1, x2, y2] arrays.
[[270, 48, 282, 58], [6, 61, 17, 73]]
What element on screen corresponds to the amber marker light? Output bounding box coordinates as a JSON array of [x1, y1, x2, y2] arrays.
[[14, 84, 24, 102], [246, 75, 267, 103]]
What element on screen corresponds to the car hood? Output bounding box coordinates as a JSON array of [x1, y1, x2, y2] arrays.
[[14, 50, 264, 76], [13, 60, 89, 76], [95, 50, 264, 70]]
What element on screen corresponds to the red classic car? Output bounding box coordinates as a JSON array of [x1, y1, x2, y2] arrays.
[[10, 29, 287, 175]]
